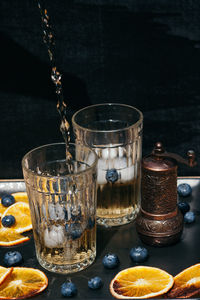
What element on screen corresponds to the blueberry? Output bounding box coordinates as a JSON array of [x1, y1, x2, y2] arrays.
[[184, 211, 195, 224], [178, 201, 190, 215], [88, 276, 103, 290], [129, 246, 149, 263], [4, 251, 23, 267], [1, 215, 15, 227], [65, 223, 83, 240], [177, 183, 192, 197], [106, 169, 118, 183], [102, 253, 120, 269], [1, 194, 15, 207], [61, 281, 77, 297], [87, 217, 95, 229]]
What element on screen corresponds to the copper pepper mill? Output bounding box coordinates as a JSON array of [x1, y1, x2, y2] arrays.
[[136, 142, 196, 246]]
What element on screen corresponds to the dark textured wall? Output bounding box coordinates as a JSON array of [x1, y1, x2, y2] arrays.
[[0, 0, 199, 178]]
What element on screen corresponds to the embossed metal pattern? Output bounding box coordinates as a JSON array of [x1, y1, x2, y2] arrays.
[[141, 168, 177, 214]]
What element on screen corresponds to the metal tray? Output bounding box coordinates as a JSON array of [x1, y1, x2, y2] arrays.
[[0, 177, 200, 299]]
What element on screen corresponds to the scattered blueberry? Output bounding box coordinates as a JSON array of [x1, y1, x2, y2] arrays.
[[61, 281, 77, 297], [177, 183, 192, 197], [184, 211, 195, 224], [1, 215, 15, 227], [178, 201, 190, 215], [88, 276, 103, 290], [102, 253, 120, 269], [106, 169, 118, 183], [87, 217, 95, 229], [1, 194, 15, 207], [129, 246, 149, 263], [65, 222, 83, 240], [4, 251, 23, 267]]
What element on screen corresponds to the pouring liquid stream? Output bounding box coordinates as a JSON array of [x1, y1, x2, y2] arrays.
[[37, 1, 73, 171]]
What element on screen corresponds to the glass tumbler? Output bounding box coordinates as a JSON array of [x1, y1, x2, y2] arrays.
[[72, 103, 143, 227], [22, 143, 97, 274]]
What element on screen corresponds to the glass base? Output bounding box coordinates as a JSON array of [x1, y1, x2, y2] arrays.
[[37, 252, 96, 274], [97, 208, 140, 227]]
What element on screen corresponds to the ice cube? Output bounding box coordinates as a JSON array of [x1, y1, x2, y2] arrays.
[[48, 202, 65, 220], [120, 165, 135, 182], [55, 202, 65, 219], [98, 158, 114, 170], [102, 148, 109, 159], [113, 157, 127, 170], [118, 146, 124, 158], [97, 169, 107, 185], [47, 203, 56, 220], [102, 147, 118, 159], [44, 225, 65, 248], [109, 147, 118, 159]]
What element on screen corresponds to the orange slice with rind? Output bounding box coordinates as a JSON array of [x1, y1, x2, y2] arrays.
[[0, 207, 6, 219], [0, 267, 48, 299], [1, 202, 32, 233], [110, 266, 174, 299], [0, 228, 30, 246], [0, 193, 29, 218], [0, 267, 13, 286], [11, 192, 29, 204], [167, 263, 200, 298]]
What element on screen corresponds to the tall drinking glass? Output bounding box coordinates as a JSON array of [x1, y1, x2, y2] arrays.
[[72, 103, 143, 227], [22, 143, 97, 274]]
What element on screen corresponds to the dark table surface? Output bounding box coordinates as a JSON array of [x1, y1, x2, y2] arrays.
[[0, 177, 200, 299]]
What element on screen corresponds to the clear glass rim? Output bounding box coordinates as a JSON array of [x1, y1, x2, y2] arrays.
[[22, 142, 98, 179], [72, 103, 143, 133]]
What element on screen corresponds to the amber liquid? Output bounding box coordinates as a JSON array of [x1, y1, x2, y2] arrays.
[[97, 177, 141, 227], [27, 180, 96, 273], [34, 221, 96, 273]]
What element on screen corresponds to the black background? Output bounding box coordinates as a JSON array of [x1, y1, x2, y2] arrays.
[[0, 0, 200, 178]]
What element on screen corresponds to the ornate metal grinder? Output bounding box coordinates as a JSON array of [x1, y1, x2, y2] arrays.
[[136, 142, 196, 246]]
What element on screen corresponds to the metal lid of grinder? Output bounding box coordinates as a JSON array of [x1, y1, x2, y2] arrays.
[[142, 142, 178, 172], [136, 142, 196, 246], [142, 142, 196, 171]]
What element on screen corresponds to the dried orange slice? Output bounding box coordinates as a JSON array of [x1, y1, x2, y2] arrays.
[[0, 193, 29, 218], [11, 192, 29, 204], [0, 267, 13, 285], [1, 202, 32, 233], [0, 205, 6, 219], [0, 267, 48, 299], [110, 266, 174, 299], [0, 228, 30, 246], [167, 263, 200, 298]]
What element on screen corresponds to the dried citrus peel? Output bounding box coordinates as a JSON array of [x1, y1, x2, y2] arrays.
[[110, 266, 174, 299], [0, 192, 29, 218], [0, 267, 48, 299], [0, 267, 13, 286], [1, 202, 32, 234], [0, 192, 32, 247], [0, 229, 30, 247], [167, 263, 200, 298]]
